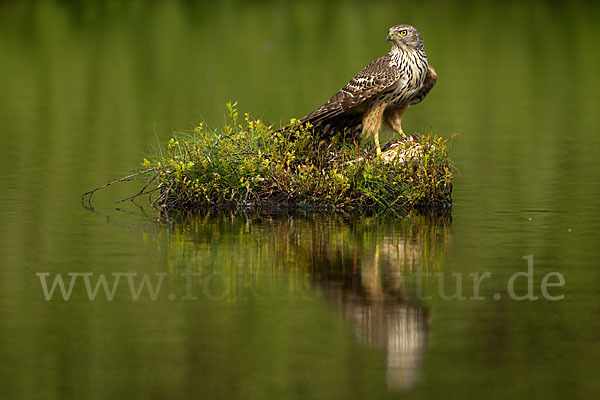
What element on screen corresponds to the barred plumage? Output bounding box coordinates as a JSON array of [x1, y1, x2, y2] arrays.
[[298, 24, 437, 156]]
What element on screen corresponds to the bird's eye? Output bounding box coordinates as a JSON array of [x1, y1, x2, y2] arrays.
[[399, 30, 407, 36]]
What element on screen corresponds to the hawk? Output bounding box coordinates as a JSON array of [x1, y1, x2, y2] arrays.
[[297, 24, 437, 156]]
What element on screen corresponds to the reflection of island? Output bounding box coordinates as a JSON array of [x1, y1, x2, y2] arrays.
[[308, 213, 451, 390], [157, 210, 451, 391]]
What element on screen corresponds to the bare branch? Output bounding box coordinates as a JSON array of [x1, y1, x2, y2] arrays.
[[81, 167, 165, 205]]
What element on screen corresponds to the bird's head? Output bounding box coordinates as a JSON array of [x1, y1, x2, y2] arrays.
[[386, 25, 423, 51]]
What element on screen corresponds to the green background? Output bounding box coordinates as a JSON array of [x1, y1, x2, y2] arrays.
[[1, 1, 599, 399]]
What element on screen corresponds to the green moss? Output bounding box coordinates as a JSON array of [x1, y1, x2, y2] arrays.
[[131, 102, 455, 212]]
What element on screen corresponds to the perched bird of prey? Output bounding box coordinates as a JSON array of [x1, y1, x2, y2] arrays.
[[298, 24, 436, 156]]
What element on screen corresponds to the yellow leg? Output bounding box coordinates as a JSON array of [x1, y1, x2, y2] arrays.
[[374, 131, 382, 157], [385, 105, 408, 138], [363, 103, 387, 157]]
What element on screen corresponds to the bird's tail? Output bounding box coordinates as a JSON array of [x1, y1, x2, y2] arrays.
[[276, 113, 363, 139]]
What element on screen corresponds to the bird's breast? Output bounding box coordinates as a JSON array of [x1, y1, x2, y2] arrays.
[[386, 51, 428, 105]]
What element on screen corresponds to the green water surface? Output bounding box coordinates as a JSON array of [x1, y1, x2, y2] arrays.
[[1, 1, 599, 399]]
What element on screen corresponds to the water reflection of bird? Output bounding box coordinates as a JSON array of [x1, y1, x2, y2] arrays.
[[167, 213, 450, 391], [309, 215, 451, 390], [315, 243, 431, 390], [299, 25, 437, 156]]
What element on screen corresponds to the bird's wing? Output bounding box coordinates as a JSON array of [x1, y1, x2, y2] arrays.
[[302, 55, 401, 125], [408, 65, 437, 106]]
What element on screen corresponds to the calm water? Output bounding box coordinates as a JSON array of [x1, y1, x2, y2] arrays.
[[1, 1, 600, 399]]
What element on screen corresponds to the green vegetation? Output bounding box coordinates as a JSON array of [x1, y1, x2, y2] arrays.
[[124, 102, 454, 212]]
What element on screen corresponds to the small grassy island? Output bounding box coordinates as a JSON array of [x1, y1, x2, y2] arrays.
[[84, 103, 455, 212]]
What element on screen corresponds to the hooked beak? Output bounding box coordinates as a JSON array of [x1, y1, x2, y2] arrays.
[[386, 33, 393, 42]]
